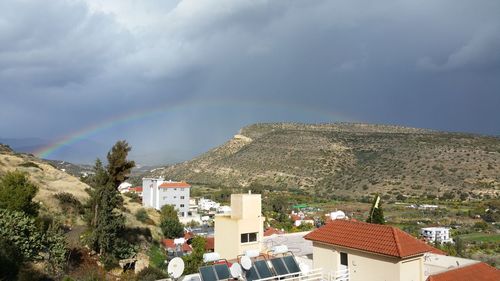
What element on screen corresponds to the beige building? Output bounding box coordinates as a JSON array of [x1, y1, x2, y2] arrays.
[[305, 220, 442, 281], [214, 193, 264, 260]]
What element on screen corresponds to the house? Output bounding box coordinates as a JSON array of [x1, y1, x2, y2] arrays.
[[128, 186, 143, 197], [118, 182, 132, 193], [329, 210, 347, 220], [426, 261, 500, 281], [304, 219, 444, 281], [264, 227, 285, 237], [420, 227, 453, 244], [142, 178, 190, 217], [214, 192, 264, 260]]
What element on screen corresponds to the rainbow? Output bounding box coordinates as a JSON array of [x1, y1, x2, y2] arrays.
[[34, 98, 355, 159]]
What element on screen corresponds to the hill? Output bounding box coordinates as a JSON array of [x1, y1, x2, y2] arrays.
[[149, 123, 500, 200], [0, 143, 90, 213]]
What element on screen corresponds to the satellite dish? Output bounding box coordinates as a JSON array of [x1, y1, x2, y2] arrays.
[[168, 257, 185, 279], [244, 249, 260, 258], [230, 263, 243, 278], [240, 256, 252, 270]]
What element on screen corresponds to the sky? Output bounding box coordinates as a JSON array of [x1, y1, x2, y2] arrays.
[[1, 0, 499, 165]]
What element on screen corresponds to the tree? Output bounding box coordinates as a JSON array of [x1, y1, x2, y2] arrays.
[[366, 194, 385, 224], [183, 236, 206, 274], [0, 171, 39, 216], [160, 219, 184, 239], [106, 140, 135, 189], [85, 141, 136, 259], [160, 204, 179, 222]]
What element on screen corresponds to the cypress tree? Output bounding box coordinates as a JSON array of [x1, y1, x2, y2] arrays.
[[85, 141, 135, 258]]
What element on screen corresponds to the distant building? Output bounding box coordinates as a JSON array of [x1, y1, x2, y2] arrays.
[[118, 182, 132, 193], [198, 198, 220, 211], [128, 186, 143, 197], [142, 178, 190, 217], [329, 210, 347, 220], [214, 192, 264, 260], [421, 227, 453, 244]]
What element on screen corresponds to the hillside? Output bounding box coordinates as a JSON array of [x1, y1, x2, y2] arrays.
[[149, 123, 500, 200], [0, 143, 90, 213]]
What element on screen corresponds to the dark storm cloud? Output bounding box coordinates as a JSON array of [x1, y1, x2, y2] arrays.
[[1, 0, 499, 164]]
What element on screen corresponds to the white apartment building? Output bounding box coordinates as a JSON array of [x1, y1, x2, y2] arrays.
[[142, 178, 190, 217], [421, 227, 453, 244]]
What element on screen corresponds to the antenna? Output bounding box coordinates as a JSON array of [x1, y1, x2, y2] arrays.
[[168, 257, 185, 279], [240, 255, 252, 270], [230, 263, 243, 278]]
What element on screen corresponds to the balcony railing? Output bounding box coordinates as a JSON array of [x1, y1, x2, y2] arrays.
[[253, 268, 350, 281]]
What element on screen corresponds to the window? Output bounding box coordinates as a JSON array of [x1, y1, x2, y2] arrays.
[[181, 188, 185, 191], [340, 252, 348, 267], [180, 204, 185, 207], [180, 196, 185, 199], [241, 232, 258, 243], [163, 196, 167, 200]]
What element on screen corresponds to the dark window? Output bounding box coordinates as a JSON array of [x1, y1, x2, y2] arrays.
[[340, 252, 348, 266], [241, 232, 258, 243]]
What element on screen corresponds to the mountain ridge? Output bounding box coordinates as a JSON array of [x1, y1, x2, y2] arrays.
[[149, 122, 500, 200]]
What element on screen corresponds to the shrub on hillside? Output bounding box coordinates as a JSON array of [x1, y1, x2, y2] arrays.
[[54, 192, 83, 214], [135, 266, 168, 281]]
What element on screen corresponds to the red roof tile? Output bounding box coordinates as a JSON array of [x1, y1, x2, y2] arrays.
[[264, 227, 285, 236], [129, 186, 143, 192], [427, 262, 500, 281], [159, 181, 191, 188], [161, 239, 175, 249], [205, 237, 215, 251], [304, 220, 439, 258]]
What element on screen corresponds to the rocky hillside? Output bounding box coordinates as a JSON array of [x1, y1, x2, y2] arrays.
[[150, 123, 500, 199], [0, 144, 89, 212]]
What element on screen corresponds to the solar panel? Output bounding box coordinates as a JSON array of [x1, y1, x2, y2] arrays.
[[282, 256, 300, 273], [270, 258, 288, 276], [244, 267, 260, 281], [214, 264, 231, 280], [254, 260, 274, 279], [200, 266, 218, 281]]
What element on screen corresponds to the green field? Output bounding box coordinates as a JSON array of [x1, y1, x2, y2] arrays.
[[459, 233, 500, 242]]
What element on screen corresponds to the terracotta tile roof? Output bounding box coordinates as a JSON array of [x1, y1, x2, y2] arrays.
[[426, 262, 500, 281], [129, 186, 143, 192], [161, 238, 192, 252], [205, 237, 215, 251], [304, 219, 440, 258], [264, 227, 285, 236], [159, 181, 191, 188]]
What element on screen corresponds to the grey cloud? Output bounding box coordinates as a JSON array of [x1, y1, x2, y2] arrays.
[[1, 0, 499, 164]]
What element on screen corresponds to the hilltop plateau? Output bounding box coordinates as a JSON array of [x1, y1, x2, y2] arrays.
[[149, 123, 500, 200]]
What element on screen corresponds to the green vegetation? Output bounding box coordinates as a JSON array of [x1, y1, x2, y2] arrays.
[[147, 243, 167, 269], [183, 236, 206, 274], [159, 204, 184, 239], [18, 161, 42, 169], [84, 141, 136, 265], [0, 174, 67, 280], [366, 194, 385, 224], [135, 208, 150, 223], [0, 171, 39, 216], [459, 233, 500, 243], [54, 192, 84, 215], [135, 266, 168, 281]]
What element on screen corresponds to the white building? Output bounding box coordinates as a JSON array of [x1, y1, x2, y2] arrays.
[[142, 178, 190, 217], [118, 182, 132, 193], [421, 227, 453, 244], [198, 198, 220, 211]]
